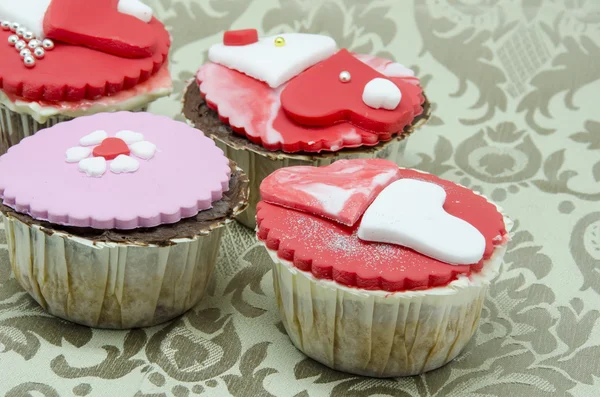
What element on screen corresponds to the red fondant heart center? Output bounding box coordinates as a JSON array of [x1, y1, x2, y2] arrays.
[[280, 49, 414, 133], [43, 0, 157, 58], [260, 159, 401, 226], [93, 137, 130, 160]]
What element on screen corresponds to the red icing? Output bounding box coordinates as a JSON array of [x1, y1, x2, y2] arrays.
[[93, 137, 130, 160], [223, 29, 259, 46], [197, 53, 424, 153], [44, 0, 157, 58], [281, 50, 413, 133], [257, 168, 508, 292], [0, 14, 170, 102], [260, 159, 401, 226]]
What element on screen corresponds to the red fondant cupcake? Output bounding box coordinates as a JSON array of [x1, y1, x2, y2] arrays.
[[0, 0, 172, 154], [183, 29, 430, 228], [257, 159, 511, 377]]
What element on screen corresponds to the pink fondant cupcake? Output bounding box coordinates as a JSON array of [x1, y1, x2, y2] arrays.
[[256, 159, 511, 377], [0, 112, 248, 328], [183, 29, 430, 228], [0, 0, 172, 154]]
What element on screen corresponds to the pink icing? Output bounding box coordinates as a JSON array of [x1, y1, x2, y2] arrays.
[[197, 53, 423, 153], [0, 112, 231, 230]]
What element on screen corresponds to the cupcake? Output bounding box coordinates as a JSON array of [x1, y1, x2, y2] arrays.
[[256, 159, 511, 377], [183, 29, 430, 228], [0, 0, 172, 154], [0, 112, 249, 329]]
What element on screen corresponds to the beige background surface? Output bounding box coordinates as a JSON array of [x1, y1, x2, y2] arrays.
[[1, 0, 600, 396]]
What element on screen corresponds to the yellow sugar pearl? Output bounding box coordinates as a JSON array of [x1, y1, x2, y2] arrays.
[[274, 36, 286, 47]]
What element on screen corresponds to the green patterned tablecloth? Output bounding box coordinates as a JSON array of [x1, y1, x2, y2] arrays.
[[1, 1, 599, 396]]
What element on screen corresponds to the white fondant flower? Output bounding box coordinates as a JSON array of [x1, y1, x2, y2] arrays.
[[65, 130, 157, 178]]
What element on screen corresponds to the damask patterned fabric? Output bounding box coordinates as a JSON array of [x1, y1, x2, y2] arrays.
[[1, 1, 599, 396]]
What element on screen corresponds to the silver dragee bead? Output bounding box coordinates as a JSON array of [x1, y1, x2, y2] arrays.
[[23, 31, 34, 41], [34, 47, 45, 59], [23, 55, 35, 68], [8, 35, 19, 45], [28, 39, 40, 49], [1, 21, 11, 31], [20, 48, 31, 58], [339, 71, 352, 83], [15, 40, 26, 51], [10, 22, 19, 32], [16, 27, 26, 37], [42, 39, 54, 50]]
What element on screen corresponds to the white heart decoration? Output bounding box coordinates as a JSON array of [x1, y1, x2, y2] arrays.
[[117, 0, 153, 23], [79, 130, 108, 146], [65, 146, 91, 163], [116, 130, 145, 144], [357, 179, 486, 265], [209, 33, 337, 88], [78, 157, 107, 177], [130, 141, 156, 159], [362, 78, 402, 110], [383, 63, 416, 78], [110, 155, 139, 174]]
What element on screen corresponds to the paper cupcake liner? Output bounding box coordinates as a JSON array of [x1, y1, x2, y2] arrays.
[[262, 240, 507, 377], [0, 104, 148, 156], [214, 138, 409, 229], [3, 213, 226, 329]]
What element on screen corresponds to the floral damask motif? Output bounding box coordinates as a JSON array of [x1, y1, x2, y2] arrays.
[[222, 243, 273, 318], [263, 0, 396, 59], [222, 342, 277, 396], [146, 308, 242, 382], [415, 0, 509, 125], [570, 120, 600, 151], [413, 122, 543, 202], [158, 0, 247, 53], [51, 329, 147, 379], [0, 314, 92, 361], [570, 120, 600, 183], [6, 383, 60, 397], [517, 36, 600, 135], [533, 149, 600, 201], [570, 211, 600, 295], [455, 122, 543, 184]]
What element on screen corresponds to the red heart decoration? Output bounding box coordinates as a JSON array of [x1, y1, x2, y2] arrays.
[[259, 159, 401, 226], [93, 137, 130, 160], [44, 0, 157, 58], [280, 49, 416, 134]]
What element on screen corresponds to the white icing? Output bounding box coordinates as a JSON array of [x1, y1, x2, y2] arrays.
[[296, 183, 355, 216], [117, 0, 153, 23], [78, 157, 107, 177], [110, 154, 139, 174], [362, 78, 402, 110], [0, 0, 52, 38], [79, 130, 107, 146], [371, 170, 398, 187], [116, 130, 144, 144], [383, 63, 415, 78], [65, 146, 91, 163], [130, 140, 156, 159], [358, 179, 486, 265], [208, 33, 337, 88]]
